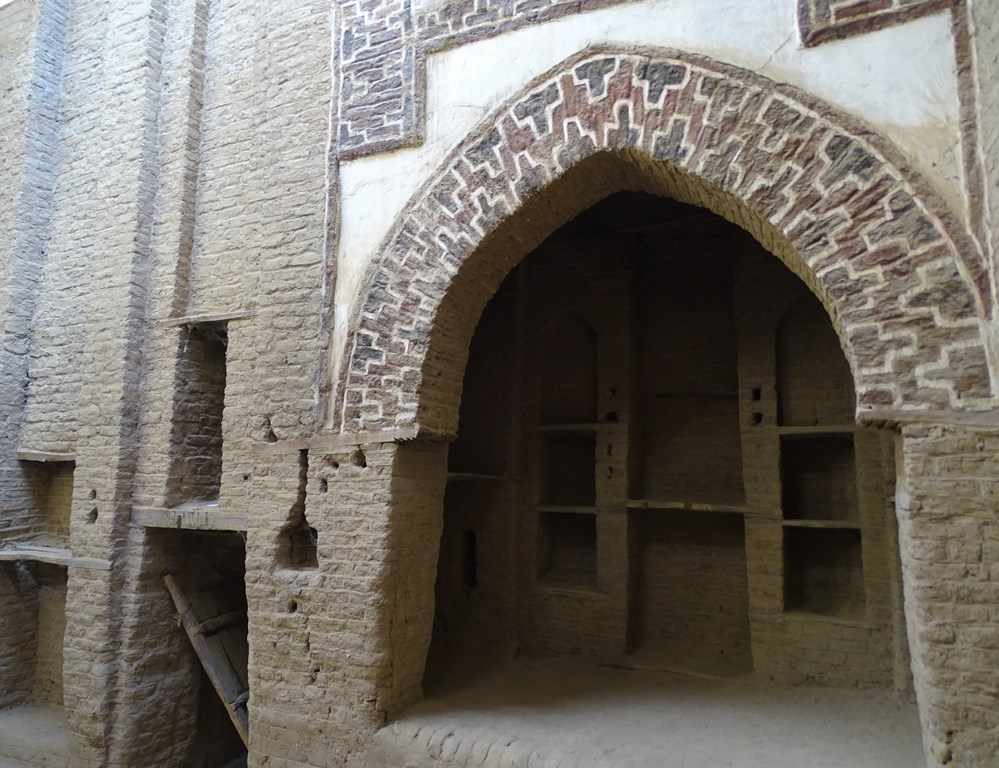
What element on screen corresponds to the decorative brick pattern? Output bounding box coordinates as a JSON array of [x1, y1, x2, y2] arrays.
[[797, 0, 952, 47], [338, 0, 421, 159], [416, 0, 630, 50], [338, 0, 637, 157], [341, 47, 993, 436], [339, 0, 961, 157]]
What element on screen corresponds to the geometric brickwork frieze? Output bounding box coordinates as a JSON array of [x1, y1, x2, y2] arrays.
[[339, 47, 992, 435], [337, 0, 956, 156], [338, 0, 638, 158], [798, 0, 953, 47]]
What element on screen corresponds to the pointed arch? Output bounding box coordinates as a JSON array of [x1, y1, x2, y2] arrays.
[[338, 46, 993, 436]]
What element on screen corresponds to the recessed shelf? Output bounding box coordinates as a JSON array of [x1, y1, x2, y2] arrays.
[[775, 425, 859, 436], [782, 519, 860, 530], [537, 510, 597, 589], [626, 499, 752, 514], [780, 611, 876, 629], [446, 472, 502, 482], [537, 423, 612, 433], [540, 431, 596, 506], [536, 505, 615, 515], [651, 391, 738, 400], [781, 434, 858, 523], [783, 527, 865, 620], [534, 584, 602, 597]]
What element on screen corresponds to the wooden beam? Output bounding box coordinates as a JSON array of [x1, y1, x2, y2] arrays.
[[16, 450, 75, 463], [0, 544, 111, 571], [131, 505, 247, 532]]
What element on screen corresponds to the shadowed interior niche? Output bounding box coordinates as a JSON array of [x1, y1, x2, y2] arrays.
[[167, 322, 228, 506], [421, 189, 901, 719]]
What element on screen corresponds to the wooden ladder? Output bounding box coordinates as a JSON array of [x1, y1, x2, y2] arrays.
[[164, 574, 250, 748]]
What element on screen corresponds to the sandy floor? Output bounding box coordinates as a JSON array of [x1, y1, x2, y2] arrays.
[[0, 704, 79, 768], [369, 657, 925, 768], [0, 662, 926, 768]]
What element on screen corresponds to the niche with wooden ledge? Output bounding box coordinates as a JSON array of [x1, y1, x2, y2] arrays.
[[166, 321, 227, 509], [0, 456, 76, 725], [776, 297, 868, 622]]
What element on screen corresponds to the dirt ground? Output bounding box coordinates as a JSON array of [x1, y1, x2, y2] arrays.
[[0, 658, 925, 767], [367, 657, 925, 767]]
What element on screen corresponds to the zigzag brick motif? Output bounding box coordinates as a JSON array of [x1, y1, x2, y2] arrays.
[[338, 0, 421, 158], [339, 49, 992, 434], [797, 0, 952, 47], [338, 0, 636, 157], [337, 0, 953, 156]]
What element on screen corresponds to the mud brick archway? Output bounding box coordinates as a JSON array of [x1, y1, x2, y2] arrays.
[[338, 46, 993, 437], [335, 47, 999, 767]]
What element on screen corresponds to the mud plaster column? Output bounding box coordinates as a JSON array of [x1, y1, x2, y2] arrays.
[[246, 439, 447, 767], [61, 0, 167, 754], [896, 424, 999, 767]]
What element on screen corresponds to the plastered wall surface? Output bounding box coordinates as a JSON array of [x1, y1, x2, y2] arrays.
[[334, 4, 965, 374]]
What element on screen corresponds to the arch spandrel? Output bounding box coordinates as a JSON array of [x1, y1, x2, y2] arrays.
[[338, 46, 993, 436]]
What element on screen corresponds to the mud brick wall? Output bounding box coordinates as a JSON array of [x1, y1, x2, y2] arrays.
[[0, 1, 73, 720], [0, 564, 39, 708], [0, 0, 38, 320], [897, 425, 999, 766], [0, 1, 996, 767], [0, 0, 69, 536], [633, 511, 752, 671], [56, 0, 172, 750], [17, 0, 94, 457], [30, 563, 68, 707], [243, 440, 447, 765], [192, 0, 332, 440], [131, 0, 213, 512]]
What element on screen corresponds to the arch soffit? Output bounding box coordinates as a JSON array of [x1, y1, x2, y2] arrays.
[[339, 45, 993, 435]]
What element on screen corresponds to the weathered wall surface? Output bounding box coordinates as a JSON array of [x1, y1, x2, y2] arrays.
[[189, 0, 332, 438], [0, 0, 36, 308], [898, 425, 999, 765], [17, 0, 95, 457], [0, 0, 72, 713], [0, 0, 41, 541], [1, 1, 998, 767]]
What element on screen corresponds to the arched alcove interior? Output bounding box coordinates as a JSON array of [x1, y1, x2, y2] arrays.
[[424, 185, 908, 700]]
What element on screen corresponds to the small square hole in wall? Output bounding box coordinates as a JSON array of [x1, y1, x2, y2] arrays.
[[537, 512, 597, 589]]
